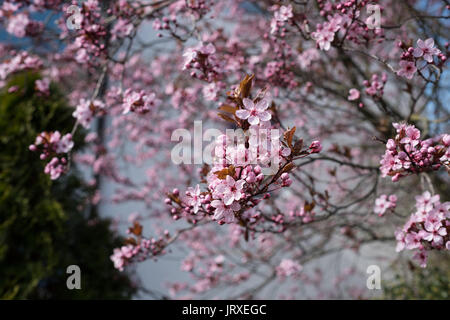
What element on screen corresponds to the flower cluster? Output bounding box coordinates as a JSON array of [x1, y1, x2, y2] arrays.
[[397, 38, 444, 79], [163, 77, 320, 227], [380, 123, 449, 181], [35, 78, 50, 96], [110, 239, 165, 271], [0, 51, 42, 82], [373, 194, 397, 216], [122, 89, 161, 115], [110, 222, 170, 271], [287, 204, 316, 224], [297, 48, 320, 70], [182, 42, 221, 82], [276, 259, 302, 278], [29, 131, 74, 180], [312, 14, 349, 51], [65, 0, 107, 65], [73, 98, 106, 128], [6, 13, 30, 38], [395, 191, 449, 268], [270, 4, 294, 35], [363, 73, 387, 98]]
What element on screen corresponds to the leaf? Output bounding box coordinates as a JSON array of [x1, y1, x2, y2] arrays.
[[124, 237, 137, 246], [168, 193, 182, 205], [281, 162, 295, 173], [128, 221, 143, 236], [304, 201, 315, 212], [239, 74, 254, 98], [214, 165, 235, 180], [218, 104, 238, 115], [293, 138, 303, 155], [284, 127, 296, 148], [218, 113, 236, 123]]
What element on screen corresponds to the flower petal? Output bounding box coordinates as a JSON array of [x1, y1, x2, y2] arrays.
[[256, 99, 269, 111], [248, 115, 260, 125], [258, 111, 272, 121], [242, 98, 254, 110], [236, 109, 250, 120], [223, 192, 234, 205]]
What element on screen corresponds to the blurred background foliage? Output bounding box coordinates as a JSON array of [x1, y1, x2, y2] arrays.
[[383, 255, 450, 300], [0, 72, 136, 299]]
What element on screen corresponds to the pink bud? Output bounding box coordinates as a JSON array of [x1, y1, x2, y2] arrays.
[[309, 140, 322, 153]]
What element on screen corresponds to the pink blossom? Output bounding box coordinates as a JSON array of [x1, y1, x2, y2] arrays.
[[35, 78, 50, 96], [211, 199, 240, 223], [44, 157, 66, 180], [236, 98, 271, 125], [311, 29, 335, 51], [380, 123, 447, 181], [396, 191, 449, 267], [348, 88, 360, 101], [186, 184, 203, 214], [374, 194, 397, 216], [214, 175, 246, 205], [202, 82, 219, 101], [122, 89, 160, 114], [415, 191, 440, 211], [73, 99, 105, 128], [274, 5, 293, 22], [276, 259, 302, 277], [111, 18, 133, 39], [298, 48, 320, 70], [422, 221, 446, 245], [413, 38, 440, 63], [397, 60, 417, 79], [7, 13, 30, 38], [413, 250, 428, 268], [309, 140, 322, 153]]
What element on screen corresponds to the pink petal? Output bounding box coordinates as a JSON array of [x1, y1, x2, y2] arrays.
[[213, 208, 224, 220], [236, 109, 250, 120], [258, 111, 272, 121], [424, 38, 434, 47], [417, 39, 426, 49], [255, 99, 269, 111], [236, 180, 246, 190], [413, 48, 423, 58], [231, 202, 241, 211], [226, 175, 234, 185], [211, 200, 222, 208], [242, 98, 254, 111], [247, 115, 259, 125], [223, 192, 234, 205]]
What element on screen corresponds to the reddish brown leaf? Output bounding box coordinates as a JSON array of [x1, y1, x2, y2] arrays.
[[214, 165, 235, 179], [293, 139, 303, 155], [284, 127, 296, 148], [129, 221, 143, 236], [124, 237, 137, 246], [239, 74, 254, 98], [218, 104, 238, 115], [281, 162, 295, 173], [304, 201, 315, 212], [218, 113, 236, 123]]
